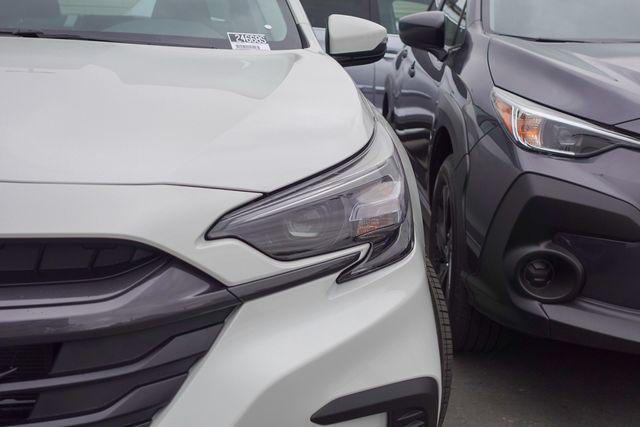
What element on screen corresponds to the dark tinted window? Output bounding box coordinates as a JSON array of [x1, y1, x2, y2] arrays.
[[300, 0, 371, 28], [442, 0, 466, 46], [377, 0, 432, 34]]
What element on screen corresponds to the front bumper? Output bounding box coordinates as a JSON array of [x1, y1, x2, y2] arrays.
[[155, 240, 441, 427], [0, 181, 441, 426], [466, 140, 640, 353]]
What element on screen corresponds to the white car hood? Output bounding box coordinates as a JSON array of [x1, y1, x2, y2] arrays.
[[0, 38, 374, 192]]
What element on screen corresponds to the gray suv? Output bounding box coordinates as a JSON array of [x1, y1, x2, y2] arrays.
[[385, 0, 640, 354]]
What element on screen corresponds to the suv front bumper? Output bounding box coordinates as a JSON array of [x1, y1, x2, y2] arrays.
[[155, 241, 441, 427], [467, 136, 640, 353], [0, 180, 442, 427]]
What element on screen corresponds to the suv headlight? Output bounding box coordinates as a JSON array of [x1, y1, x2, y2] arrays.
[[207, 120, 414, 282], [492, 87, 639, 157]]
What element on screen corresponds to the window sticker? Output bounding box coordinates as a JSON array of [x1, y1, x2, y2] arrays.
[[227, 33, 271, 51]]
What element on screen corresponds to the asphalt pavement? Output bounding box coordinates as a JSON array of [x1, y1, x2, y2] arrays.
[[444, 334, 640, 426]]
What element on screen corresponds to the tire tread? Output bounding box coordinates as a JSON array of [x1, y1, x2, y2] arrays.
[[425, 258, 453, 426]]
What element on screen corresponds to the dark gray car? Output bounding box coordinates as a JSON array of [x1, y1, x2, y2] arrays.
[[300, 0, 430, 108], [386, 0, 640, 354]]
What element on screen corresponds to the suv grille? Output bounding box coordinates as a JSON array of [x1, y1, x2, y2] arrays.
[[0, 345, 57, 382], [0, 396, 37, 426], [0, 239, 159, 286], [0, 239, 239, 427]]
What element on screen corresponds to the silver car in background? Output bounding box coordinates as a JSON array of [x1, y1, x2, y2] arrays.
[[300, 0, 432, 109]]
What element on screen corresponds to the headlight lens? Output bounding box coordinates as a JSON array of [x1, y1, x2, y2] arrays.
[[492, 87, 639, 157], [207, 120, 413, 282]]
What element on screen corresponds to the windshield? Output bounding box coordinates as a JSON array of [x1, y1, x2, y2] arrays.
[[0, 0, 302, 49], [489, 0, 640, 42]]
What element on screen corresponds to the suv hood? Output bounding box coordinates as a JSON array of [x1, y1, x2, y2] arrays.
[[489, 36, 640, 130], [0, 38, 373, 192]]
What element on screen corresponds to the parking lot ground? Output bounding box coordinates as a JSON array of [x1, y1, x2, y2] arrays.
[[445, 333, 640, 426]]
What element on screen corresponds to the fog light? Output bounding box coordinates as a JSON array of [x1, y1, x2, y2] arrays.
[[522, 259, 555, 289], [506, 245, 585, 303]]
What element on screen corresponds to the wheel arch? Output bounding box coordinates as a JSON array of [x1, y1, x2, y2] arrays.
[[428, 99, 469, 201], [428, 128, 454, 201], [428, 92, 473, 278]]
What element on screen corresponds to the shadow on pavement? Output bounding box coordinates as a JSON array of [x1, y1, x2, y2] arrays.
[[445, 333, 640, 426]]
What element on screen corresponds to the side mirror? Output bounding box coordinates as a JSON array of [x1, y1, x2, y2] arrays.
[[326, 14, 388, 67], [399, 11, 447, 61]]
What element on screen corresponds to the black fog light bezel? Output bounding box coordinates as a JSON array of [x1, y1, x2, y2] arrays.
[[506, 245, 585, 303]]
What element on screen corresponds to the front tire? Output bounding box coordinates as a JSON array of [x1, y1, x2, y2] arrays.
[[428, 155, 505, 353], [425, 258, 452, 425]]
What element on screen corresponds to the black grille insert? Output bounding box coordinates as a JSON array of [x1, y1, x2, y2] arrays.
[[0, 344, 57, 382], [0, 239, 160, 286], [0, 395, 37, 426], [0, 238, 239, 427]]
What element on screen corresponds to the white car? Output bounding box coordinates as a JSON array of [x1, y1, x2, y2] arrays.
[[0, 1, 450, 426]]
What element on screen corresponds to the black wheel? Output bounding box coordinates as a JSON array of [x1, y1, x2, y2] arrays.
[[428, 155, 506, 353], [425, 257, 452, 426]]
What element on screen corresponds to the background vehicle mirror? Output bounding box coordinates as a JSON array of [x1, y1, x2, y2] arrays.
[[326, 14, 388, 67], [399, 11, 447, 60]]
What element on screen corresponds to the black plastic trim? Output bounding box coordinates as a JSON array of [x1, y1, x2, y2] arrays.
[[329, 40, 388, 67], [296, 23, 311, 48], [467, 172, 640, 353], [0, 238, 161, 287], [311, 377, 439, 427], [398, 11, 447, 61], [230, 254, 360, 302], [18, 375, 186, 427], [0, 260, 238, 347]]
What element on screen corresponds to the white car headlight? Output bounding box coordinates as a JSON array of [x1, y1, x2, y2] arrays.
[[207, 120, 413, 282], [492, 87, 639, 157]]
